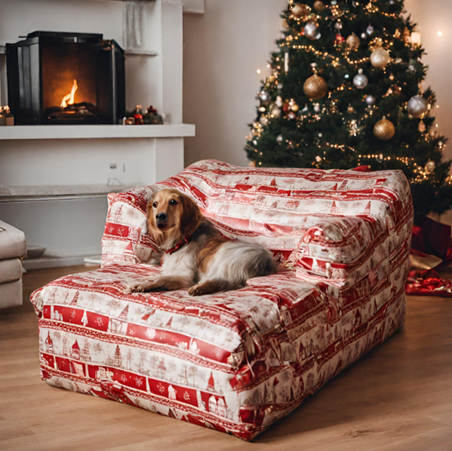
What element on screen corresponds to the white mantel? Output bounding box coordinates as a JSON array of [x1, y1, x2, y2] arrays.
[[0, 0, 198, 268]]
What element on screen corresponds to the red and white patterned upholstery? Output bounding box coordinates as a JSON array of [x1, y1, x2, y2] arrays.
[[30, 160, 413, 440]]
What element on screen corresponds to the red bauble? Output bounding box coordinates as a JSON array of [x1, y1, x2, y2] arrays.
[[283, 102, 290, 113], [335, 34, 345, 44]]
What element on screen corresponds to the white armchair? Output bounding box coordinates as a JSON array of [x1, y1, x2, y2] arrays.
[[0, 220, 26, 308]]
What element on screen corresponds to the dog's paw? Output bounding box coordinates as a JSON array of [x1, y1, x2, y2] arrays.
[[188, 284, 205, 296], [125, 282, 148, 293]]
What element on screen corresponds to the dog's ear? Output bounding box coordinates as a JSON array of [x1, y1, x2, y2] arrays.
[[180, 194, 203, 237], [147, 196, 164, 245]]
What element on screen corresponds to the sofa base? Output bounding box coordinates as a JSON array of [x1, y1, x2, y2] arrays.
[[0, 278, 23, 309]]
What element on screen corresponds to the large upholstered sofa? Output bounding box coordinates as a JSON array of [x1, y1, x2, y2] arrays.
[[30, 160, 413, 440]]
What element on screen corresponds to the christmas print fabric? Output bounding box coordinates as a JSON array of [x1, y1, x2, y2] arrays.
[[31, 159, 412, 440]]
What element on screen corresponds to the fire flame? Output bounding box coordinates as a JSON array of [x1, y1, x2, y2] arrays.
[[60, 79, 78, 108]]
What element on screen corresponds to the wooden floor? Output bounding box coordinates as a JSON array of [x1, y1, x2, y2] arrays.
[[1, 266, 452, 451]]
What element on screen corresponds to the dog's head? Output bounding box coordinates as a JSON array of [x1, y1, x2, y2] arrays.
[[147, 189, 203, 248]]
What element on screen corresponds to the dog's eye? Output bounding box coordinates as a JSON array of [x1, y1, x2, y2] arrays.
[[152, 202, 157, 208], [169, 199, 178, 205]]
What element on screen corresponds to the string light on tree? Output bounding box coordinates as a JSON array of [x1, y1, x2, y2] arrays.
[[245, 0, 452, 220]]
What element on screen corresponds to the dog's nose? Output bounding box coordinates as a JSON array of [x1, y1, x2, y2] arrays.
[[156, 213, 167, 222]]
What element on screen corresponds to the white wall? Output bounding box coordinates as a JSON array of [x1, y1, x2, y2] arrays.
[[183, 0, 287, 167], [183, 0, 452, 167]]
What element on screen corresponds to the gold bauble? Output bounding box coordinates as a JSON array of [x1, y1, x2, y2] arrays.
[[370, 48, 391, 68], [291, 102, 299, 112], [313, 1, 325, 12], [303, 75, 328, 100], [345, 33, 361, 51], [373, 118, 395, 140], [292, 3, 310, 19], [425, 160, 436, 173]]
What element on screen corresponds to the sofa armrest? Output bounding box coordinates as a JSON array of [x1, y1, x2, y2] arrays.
[[101, 185, 161, 266]]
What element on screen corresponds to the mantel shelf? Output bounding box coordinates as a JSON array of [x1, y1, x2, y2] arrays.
[[0, 123, 196, 141]]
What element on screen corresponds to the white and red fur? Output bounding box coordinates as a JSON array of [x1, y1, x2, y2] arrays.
[[127, 189, 276, 296]]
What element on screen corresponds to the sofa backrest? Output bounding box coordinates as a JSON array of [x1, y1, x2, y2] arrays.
[[101, 159, 413, 267], [161, 160, 411, 246]]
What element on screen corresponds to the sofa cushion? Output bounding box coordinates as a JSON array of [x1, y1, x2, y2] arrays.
[[0, 220, 27, 260], [0, 258, 22, 284]]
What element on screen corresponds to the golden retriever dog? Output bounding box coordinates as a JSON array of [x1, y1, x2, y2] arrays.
[[127, 189, 276, 296]]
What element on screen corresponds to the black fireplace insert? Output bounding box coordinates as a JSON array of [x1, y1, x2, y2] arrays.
[[6, 31, 125, 125]]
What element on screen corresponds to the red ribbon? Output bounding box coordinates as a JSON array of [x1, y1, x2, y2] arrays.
[[406, 269, 452, 297]]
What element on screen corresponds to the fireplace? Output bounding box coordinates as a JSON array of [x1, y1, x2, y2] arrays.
[[6, 31, 125, 125]]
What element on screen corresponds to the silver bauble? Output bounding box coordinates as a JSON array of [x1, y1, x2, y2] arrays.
[[260, 116, 269, 126], [276, 134, 284, 144], [366, 24, 374, 35], [304, 21, 319, 40], [365, 95, 376, 105], [353, 69, 368, 89], [370, 48, 391, 68], [314, 104, 321, 113], [275, 96, 283, 108], [407, 95, 428, 118], [260, 91, 271, 106], [361, 32, 367, 39]]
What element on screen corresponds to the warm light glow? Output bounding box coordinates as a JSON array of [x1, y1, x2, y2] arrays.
[[60, 79, 78, 108], [437, 31, 443, 36], [256, 69, 261, 74], [411, 31, 421, 46]]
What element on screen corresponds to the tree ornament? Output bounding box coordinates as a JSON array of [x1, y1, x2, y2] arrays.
[[346, 33, 361, 50], [282, 19, 288, 29], [275, 96, 283, 108], [303, 75, 328, 100], [371, 48, 391, 68], [276, 134, 284, 144], [335, 34, 345, 45], [260, 116, 269, 126], [288, 111, 297, 120], [407, 95, 428, 118], [271, 107, 282, 118], [313, 1, 325, 12], [366, 24, 374, 36], [304, 21, 320, 40], [373, 118, 395, 140], [292, 3, 310, 19], [313, 104, 321, 113], [290, 101, 299, 112], [347, 105, 355, 113], [335, 20, 343, 30], [365, 95, 376, 105], [425, 160, 436, 173], [259, 90, 271, 106], [353, 69, 368, 89], [361, 32, 367, 39]]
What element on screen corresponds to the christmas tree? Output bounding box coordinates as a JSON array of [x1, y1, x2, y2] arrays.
[[245, 0, 452, 221]]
